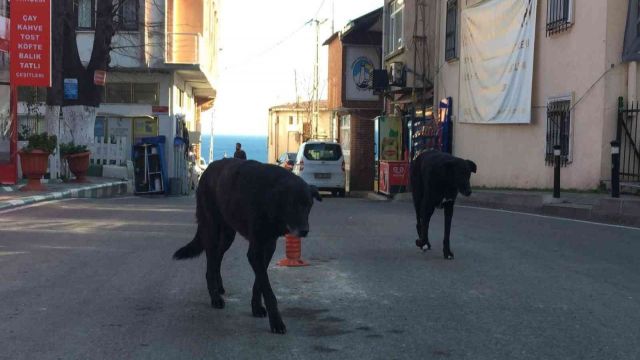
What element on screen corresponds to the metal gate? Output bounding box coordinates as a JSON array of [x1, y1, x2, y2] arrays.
[[617, 97, 640, 182]]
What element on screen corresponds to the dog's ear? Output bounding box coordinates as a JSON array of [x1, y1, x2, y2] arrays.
[[466, 160, 477, 173], [310, 185, 322, 202]]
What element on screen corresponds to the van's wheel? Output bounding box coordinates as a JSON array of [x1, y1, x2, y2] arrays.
[[331, 190, 338, 197], [338, 189, 346, 198]]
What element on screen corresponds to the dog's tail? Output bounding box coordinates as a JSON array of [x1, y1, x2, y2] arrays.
[[173, 229, 204, 260]]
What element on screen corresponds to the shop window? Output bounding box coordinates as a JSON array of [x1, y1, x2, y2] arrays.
[[119, 0, 139, 31], [445, 0, 458, 61], [133, 83, 159, 105], [386, 0, 404, 55], [105, 83, 132, 103], [75, 0, 95, 30]]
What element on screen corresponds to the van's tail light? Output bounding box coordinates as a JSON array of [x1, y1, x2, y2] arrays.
[[342, 160, 345, 172], [298, 159, 304, 172]]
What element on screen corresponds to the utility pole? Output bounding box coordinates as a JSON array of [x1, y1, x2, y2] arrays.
[[311, 18, 327, 139]]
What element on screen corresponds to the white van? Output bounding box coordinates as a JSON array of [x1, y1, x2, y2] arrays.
[[293, 141, 346, 197]]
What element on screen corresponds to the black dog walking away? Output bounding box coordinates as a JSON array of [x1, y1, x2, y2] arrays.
[[411, 151, 476, 259], [173, 158, 321, 334]]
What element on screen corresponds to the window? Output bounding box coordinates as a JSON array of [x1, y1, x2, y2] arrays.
[[105, 83, 132, 103], [303, 143, 343, 161], [119, 0, 138, 31], [133, 83, 158, 105], [17, 87, 47, 103], [385, 0, 404, 55], [445, 0, 458, 61], [289, 116, 294, 125], [546, 0, 573, 36], [545, 99, 571, 166], [178, 89, 184, 107], [75, 0, 95, 30]]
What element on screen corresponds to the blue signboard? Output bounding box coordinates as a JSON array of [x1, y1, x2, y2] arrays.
[[64, 78, 78, 100]]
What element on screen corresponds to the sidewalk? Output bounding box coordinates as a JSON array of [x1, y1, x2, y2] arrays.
[[366, 190, 640, 227], [0, 177, 130, 211]]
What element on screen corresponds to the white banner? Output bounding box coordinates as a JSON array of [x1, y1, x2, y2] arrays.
[[459, 0, 537, 124]]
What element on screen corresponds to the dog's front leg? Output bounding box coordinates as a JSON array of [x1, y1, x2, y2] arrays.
[[443, 202, 455, 260], [247, 242, 286, 334], [416, 198, 434, 251]]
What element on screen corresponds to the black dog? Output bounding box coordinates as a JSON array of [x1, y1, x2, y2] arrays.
[[173, 158, 321, 334], [411, 151, 477, 259]]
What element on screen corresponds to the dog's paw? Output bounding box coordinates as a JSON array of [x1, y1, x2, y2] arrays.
[[211, 297, 225, 309], [269, 316, 287, 334], [443, 251, 455, 260], [415, 239, 431, 251], [252, 304, 267, 318]]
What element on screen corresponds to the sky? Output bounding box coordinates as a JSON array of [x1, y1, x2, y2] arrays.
[[206, 0, 383, 136]]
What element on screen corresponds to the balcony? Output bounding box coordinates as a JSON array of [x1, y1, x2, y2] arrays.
[[165, 32, 216, 98], [166, 32, 201, 65]]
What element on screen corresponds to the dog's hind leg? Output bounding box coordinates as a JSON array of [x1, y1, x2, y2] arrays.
[[204, 222, 225, 309], [443, 202, 455, 260], [247, 239, 286, 334], [216, 223, 236, 295]]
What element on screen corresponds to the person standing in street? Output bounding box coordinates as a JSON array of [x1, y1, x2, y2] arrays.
[[234, 142, 247, 160]]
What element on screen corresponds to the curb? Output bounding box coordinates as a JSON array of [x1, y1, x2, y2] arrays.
[[374, 190, 640, 227], [0, 181, 129, 211]]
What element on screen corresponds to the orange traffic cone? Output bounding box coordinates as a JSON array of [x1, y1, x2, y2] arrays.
[[277, 233, 309, 267]]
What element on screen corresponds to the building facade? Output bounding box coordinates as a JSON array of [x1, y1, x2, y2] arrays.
[[324, 8, 383, 192], [267, 101, 331, 164], [15, 0, 219, 180], [432, 0, 630, 190]]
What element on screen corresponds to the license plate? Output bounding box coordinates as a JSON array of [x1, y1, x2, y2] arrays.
[[314, 173, 331, 179]]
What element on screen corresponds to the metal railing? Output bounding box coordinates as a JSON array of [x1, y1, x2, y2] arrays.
[[617, 98, 640, 182], [545, 100, 571, 166]]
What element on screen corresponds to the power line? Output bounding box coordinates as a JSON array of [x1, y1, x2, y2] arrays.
[[223, 0, 327, 71]]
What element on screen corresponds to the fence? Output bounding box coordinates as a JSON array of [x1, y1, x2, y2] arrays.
[[617, 98, 640, 183], [88, 136, 129, 166]]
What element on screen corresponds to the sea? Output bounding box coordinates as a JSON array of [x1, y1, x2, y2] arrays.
[[200, 135, 268, 164]]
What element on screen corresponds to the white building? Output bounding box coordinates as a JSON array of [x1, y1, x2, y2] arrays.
[[17, 0, 219, 181]]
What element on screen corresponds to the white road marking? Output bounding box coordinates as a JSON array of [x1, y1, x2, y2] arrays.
[[0, 251, 28, 256], [0, 198, 77, 215]]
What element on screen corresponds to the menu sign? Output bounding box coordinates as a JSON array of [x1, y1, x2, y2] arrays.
[[10, 0, 51, 86]]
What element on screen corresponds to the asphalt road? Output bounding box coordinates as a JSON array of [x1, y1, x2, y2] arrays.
[[1, 196, 639, 360]]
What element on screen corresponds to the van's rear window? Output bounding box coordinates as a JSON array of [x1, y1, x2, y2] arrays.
[[303, 144, 342, 161]]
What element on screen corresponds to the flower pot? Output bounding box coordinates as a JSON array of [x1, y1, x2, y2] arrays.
[[19, 150, 50, 191], [65, 151, 91, 183]]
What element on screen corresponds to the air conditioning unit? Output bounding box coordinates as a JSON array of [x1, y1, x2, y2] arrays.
[[388, 62, 405, 87]]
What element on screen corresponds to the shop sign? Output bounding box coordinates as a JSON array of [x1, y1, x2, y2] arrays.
[[10, 0, 52, 87], [93, 70, 106, 86], [64, 78, 78, 100]]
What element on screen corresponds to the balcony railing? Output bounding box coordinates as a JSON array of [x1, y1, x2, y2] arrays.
[[165, 32, 201, 65]]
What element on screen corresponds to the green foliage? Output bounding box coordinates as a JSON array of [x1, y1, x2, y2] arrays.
[[23, 132, 57, 154], [59, 142, 89, 156]]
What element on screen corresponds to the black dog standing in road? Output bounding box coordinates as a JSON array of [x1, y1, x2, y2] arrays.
[[411, 151, 477, 259], [173, 158, 321, 334]]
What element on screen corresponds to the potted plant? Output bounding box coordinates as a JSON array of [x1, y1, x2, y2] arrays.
[[60, 142, 91, 183], [19, 132, 57, 191]]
